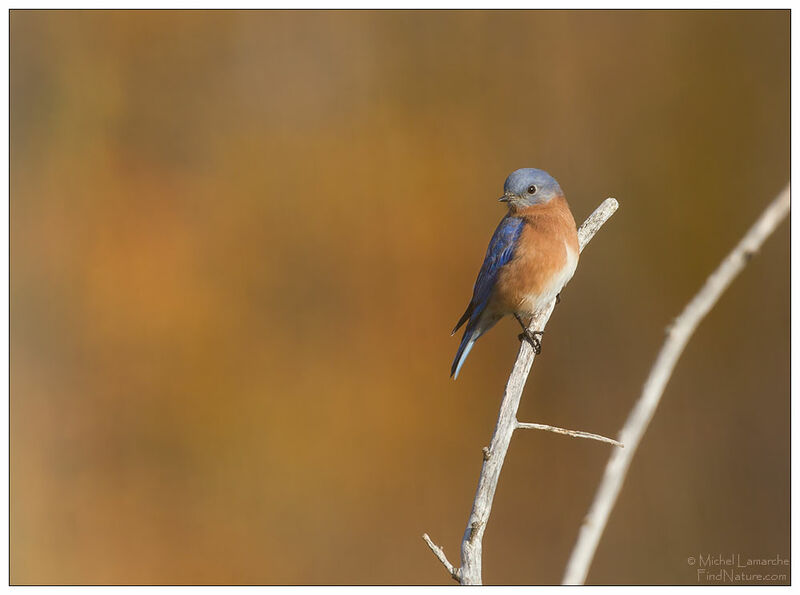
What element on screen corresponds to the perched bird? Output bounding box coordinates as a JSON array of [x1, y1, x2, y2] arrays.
[[451, 168, 579, 379]]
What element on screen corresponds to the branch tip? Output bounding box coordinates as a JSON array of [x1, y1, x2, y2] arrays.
[[422, 533, 460, 582]]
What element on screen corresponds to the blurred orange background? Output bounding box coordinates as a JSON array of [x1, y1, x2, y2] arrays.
[[11, 10, 789, 585]]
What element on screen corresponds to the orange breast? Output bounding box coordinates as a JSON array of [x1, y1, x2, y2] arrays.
[[492, 195, 579, 315]]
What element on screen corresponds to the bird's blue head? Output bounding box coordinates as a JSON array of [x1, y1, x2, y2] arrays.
[[500, 168, 563, 209]]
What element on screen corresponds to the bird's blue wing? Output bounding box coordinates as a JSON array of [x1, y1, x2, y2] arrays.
[[472, 215, 525, 310], [453, 215, 525, 329], [450, 215, 525, 378]]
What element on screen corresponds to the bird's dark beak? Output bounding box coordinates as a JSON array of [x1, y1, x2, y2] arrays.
[[498, 193, 512, 202]]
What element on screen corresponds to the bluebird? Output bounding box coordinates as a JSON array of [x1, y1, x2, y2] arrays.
[[451, 168, 579, 379]]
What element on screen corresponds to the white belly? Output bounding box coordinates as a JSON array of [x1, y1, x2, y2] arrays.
[[518, 240, 579, 315]]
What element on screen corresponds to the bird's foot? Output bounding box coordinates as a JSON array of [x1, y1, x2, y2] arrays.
[[518, 329, 544, 354], [556, 293, 561, 305]]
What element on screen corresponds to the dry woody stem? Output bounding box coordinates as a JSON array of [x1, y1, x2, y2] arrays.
[[424, 197, 620, 585], [516, 421, 623, 448], [562, 184, 790, 585]]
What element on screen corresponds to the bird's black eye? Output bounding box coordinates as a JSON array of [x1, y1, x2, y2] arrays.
[[527, 185, 537, 194]]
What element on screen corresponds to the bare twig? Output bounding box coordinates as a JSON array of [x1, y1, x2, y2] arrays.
[[423, 197, 619, 585], [422, 534, 460, 582], [562, 185, 790, 585], [458, 198, 619, 585], [516, 421, 623, 448]]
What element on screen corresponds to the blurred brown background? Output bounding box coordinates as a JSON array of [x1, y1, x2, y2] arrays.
[[10, 9, 789, 585]]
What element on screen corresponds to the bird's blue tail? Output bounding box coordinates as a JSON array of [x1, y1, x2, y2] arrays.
[[451, 330, 477, 379]]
